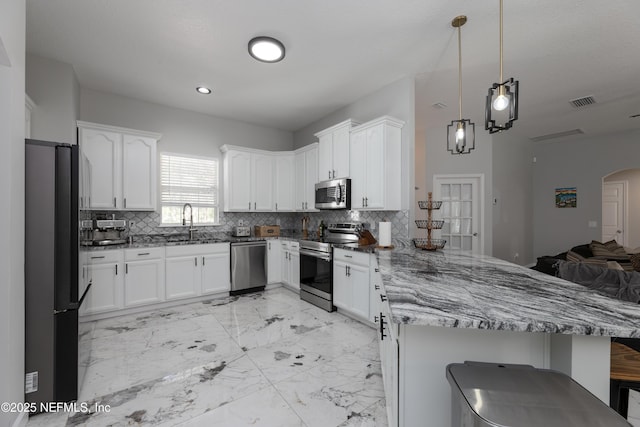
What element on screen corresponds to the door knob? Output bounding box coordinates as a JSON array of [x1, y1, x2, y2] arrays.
[[473, 233, 478, 237]]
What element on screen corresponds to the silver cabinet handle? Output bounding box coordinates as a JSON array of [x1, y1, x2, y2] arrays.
[[302, 202, 304, 209], [254, 202, 256, 210], [305, 202, 308, 209], [249, 202, 251, 210], [195, 257, 198, 266], [328, 170, 331, 179], [380, 294, 388, 302], [344, 254, 352, 258], [365, 197, 368, 207], [125, 264, 128, 274], [345, 265, 348, 276], [362, 197, 365, 207], [202, 256, 205, 266], [374, 284, 380, 290], [124, 198, 127, 208], [275, 203, 278, 211], [347, 266, 351, 276], [333, 170, 336, 179], [268, 242, 271, 250], [91, 255, 105, 259], [116, 264, 119, 275], [138, 252, 150, 256], [114, 197, 117, 208]]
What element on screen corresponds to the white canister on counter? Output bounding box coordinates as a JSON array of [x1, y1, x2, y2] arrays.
[[378, 221, 392, 247]]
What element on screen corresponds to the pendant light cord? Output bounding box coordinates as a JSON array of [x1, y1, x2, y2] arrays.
[[499, 0, 503, 83], [458, 24, 462, 121]]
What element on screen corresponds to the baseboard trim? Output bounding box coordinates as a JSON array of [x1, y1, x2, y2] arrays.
[[12, 410, 28, 427]]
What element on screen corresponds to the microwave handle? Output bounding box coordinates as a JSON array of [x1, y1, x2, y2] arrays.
[[336, 184, 342, 203]]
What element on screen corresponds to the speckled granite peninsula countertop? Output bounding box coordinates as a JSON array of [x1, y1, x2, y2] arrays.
[[375, 239, 640, 338]]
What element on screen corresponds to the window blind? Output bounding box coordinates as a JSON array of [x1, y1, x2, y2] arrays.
[[160, 153, 218, 224]]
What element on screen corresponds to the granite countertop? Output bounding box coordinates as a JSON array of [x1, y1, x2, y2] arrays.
[[376, 239, 640, 338]]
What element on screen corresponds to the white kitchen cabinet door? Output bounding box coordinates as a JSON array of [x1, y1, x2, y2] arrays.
[[349, 129, 367, 209], [294, 151, 306, 211], [81, 262, 123, 315], [304, 146, 319, 209], [333, 260, 351, 310], [225, 150, 252, 211], [274, 154, 294, 211], [318, 134, 333, 181], [165, 256, 200, 300], [80, 128, 122, 209], [122, 134, 157, 210], [349, 117, 403, 211], [349, 263, 370, 320], [332, 125, 350, 179], [267, 240, 282, 284], [289, 250, 300, 290], [124, 258, 164, 307], [252, 153, 274, 211], [363, 125, 385, 209], [201, 252, 230, 294]]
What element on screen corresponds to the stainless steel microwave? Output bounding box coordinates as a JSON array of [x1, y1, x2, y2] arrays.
[[315, 178, 351, 210]]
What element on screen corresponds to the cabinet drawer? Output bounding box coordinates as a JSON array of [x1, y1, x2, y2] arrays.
[[334, 248, 370, 267], [201, 242, 230, 254], [166, 244, 218, 258], [288, 241, 299, 252], [88, 249, 123, 264], [125, 247, 164, 261]]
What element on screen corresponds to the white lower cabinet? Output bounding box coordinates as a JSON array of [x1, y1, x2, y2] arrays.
[[124, 248, 165, 307], [371, 259, 399, 427], [267, 239, 282, 284], [201, 244, 231, 294], [81, 250, 124, 316], [332, 248, 371, 320], [166, 243, 231, 299], [281, 240, 300, 290]]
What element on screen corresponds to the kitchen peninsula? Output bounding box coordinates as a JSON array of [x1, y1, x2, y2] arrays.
[[373, 240, 640, 427]]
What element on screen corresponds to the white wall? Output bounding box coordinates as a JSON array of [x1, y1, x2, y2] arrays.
[[26, 54, 79, 144], [293, 77, 415, 218], [604, 169, 640, 248], [0, 2, 26, 427], [423, 127, 493, 256], [81, 88, 294, 157], [532, 129, 640, 257], [492, 132, 534, 265]]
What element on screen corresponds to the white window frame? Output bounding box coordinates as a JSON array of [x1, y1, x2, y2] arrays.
[[160, 152, 220, 226]]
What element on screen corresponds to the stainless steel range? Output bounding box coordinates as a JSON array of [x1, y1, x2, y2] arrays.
[[299, 223, 362, 312]]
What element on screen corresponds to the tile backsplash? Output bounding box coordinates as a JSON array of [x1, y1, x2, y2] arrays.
[[90, 209, 409, 239]]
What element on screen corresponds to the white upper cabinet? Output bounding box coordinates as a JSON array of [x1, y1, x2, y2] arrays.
[[123, 135, 157, 210], [349, 116, 404, 211], [79, 127, 122, 209], [252, 152, 274, 211], [78, 121, 161, 211], [294, 143, 318, 211], [315, 119, 359, 181], [274, 154, 295, 212], [221, 145, 274, 212]]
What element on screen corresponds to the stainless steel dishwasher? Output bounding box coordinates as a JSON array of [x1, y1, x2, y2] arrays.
[[230, 240, 267, 295]]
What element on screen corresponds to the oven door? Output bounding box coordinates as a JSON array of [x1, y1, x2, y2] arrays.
[[299, 249, 332, 301]]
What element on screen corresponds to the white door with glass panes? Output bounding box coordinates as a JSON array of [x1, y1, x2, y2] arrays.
[[433, 174, 484, 254]]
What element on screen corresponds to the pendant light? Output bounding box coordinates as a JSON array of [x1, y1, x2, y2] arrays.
[[447, 15, 475, 155], [485, 0, 519, 133]]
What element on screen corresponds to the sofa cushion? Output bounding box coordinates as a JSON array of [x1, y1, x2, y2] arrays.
[[569, 244, 593, 259]]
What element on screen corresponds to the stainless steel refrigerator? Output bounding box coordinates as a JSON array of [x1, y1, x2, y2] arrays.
[[25, 139, 87, 407]]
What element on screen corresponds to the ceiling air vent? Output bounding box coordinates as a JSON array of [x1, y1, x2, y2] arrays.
[[530, 129, 584, 142], [569, 95, 596, 108]]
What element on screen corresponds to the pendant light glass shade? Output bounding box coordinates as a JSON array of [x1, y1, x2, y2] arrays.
[[447, 15, 475, 155], [485, 0, 519, 133]]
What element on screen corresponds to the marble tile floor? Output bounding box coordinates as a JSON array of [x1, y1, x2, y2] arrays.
[[27, 287, 387, 427]]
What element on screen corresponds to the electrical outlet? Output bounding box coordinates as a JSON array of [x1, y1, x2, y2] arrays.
[[129, 221, 135, 228]]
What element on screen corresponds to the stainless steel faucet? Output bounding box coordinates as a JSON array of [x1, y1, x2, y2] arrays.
[[182, 203, 197, 240]]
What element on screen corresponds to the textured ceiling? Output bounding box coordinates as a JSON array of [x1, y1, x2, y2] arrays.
[[26, 0, 640, 139]]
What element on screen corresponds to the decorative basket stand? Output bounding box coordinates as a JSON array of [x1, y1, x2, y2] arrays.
[[414, 192, 446, 251]]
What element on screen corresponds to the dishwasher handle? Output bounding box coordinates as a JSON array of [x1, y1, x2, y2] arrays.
[[231, 240, 266, 247]]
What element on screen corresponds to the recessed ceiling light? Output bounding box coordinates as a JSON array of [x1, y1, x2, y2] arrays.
[[248, 36, 285, 63], [196, 86, 212, 95]]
